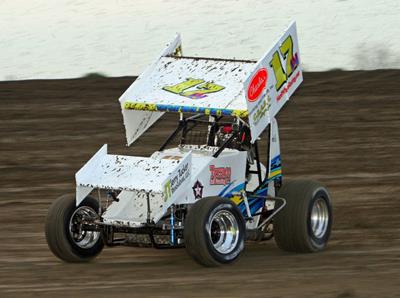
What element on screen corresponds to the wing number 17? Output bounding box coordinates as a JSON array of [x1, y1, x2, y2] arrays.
[[270, 35, 299, 91]]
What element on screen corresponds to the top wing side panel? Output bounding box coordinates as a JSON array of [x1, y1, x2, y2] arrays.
[[244, 21, 303, 142], [119, 34, 182, 145]]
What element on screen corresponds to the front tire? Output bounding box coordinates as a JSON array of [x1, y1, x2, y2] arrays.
[[274, 180, 332, 253], [45, 194, 104, 262], [184, 197, 245, 267]]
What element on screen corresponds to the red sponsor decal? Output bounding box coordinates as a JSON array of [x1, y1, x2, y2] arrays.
[[247, 68, 268, 102], [277, 70, 301, 101], [210, 165, 231, 185]]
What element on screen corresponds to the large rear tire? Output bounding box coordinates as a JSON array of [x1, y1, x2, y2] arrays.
[[45, 194, 104, 262], [184, 197, 245, 267], [274, 180, 332, 253]]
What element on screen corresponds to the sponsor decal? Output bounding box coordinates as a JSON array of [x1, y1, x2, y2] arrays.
[[163, 78, 225, 99], [269, 35, 300, 92], [173, 45, 182, 57], [251, 95, 270, 125], [230, 195, 244, 205], [123, 102, 248, 117], [210, 165, 231, 185], [163, 160, 190, 201], [192, 180, 204, 199], [247, 68, 268, 102], [277, 70, 301, 101], [163, 180, 172, 201]]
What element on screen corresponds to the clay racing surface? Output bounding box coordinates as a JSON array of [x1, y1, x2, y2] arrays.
[[1, 71, 399, 297]]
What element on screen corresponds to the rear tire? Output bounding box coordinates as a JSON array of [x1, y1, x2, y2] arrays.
[[274, 180, 332, 253], [184, 197, 245, 267], [45, 194, 104, 262]]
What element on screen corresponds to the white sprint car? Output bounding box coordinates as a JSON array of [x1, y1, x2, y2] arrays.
[[45, 21, 332, 267]]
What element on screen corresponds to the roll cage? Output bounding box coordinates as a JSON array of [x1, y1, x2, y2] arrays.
[[159, 113, 268, 192]]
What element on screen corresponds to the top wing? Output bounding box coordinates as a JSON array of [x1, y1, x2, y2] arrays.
[[120, 56, 256, 117], [119, 21, 302, 145]]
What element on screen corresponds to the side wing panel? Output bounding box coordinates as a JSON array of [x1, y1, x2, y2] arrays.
[[120, 34, 182, 145], [244, 21, 303, 142]]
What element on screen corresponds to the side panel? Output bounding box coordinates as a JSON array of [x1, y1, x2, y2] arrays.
[[157, 152, 192, 221], [120, 34, 183, 145], [102, 190, 163, 226], [244, 21, 303, 143], [102, 152, 192, 225], [269, 21, 303, 118], [185, 151, 247, 203], [75, 144, 108, 205], [121, 109, 164, 146]]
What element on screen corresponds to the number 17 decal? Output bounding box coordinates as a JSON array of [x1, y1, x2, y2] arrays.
[[163, 78, 225, 99], [270, 35, 299, 91]]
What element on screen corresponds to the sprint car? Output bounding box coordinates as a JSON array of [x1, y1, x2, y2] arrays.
[[45, 21, 332, 266]]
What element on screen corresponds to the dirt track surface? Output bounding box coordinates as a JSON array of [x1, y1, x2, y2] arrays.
[[1, 70, 400, 297]]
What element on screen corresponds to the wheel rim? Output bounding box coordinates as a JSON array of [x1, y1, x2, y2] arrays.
[[69, 206, 100, 249], [310, 197, 329, 239], [208, 210, 239, 254]]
